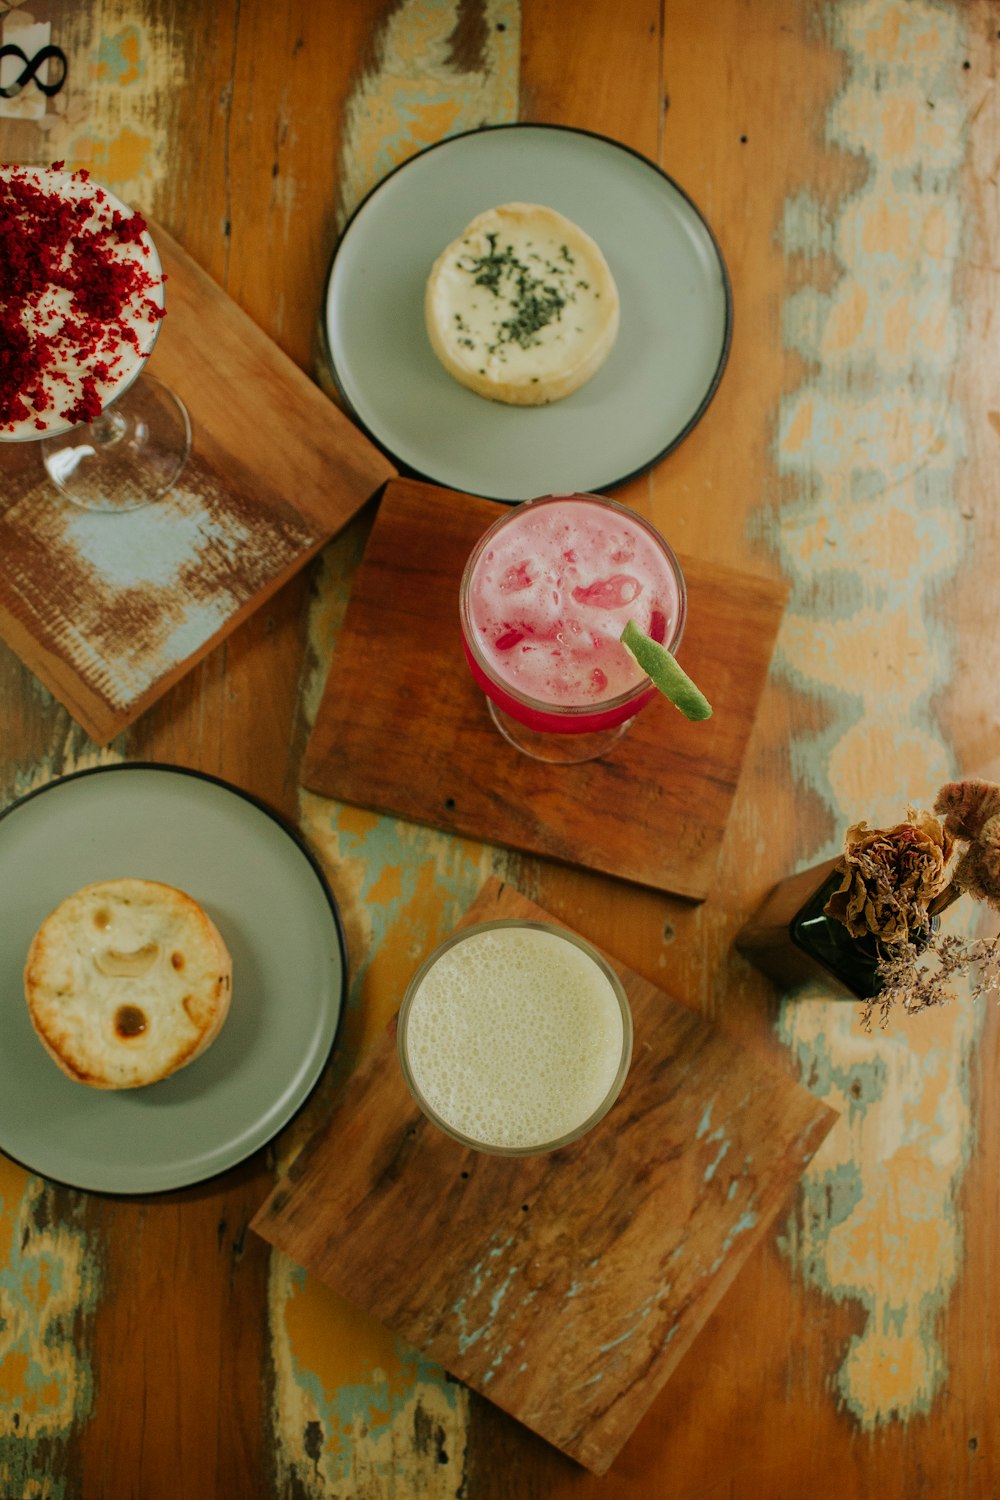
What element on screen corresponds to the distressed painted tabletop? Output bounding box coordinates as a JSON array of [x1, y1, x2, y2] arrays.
[[1, 3, 998, 1498]]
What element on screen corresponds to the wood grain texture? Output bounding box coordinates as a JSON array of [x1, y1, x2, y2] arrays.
[[301, 478, 786, 899], [0, 1, 997, 1498], [0, 225, 394, 744], [252, 877, 837, 1475], [463, 4, 1000, 1500], [150, 224, 395, 532], [0, 7, 382, 1500]]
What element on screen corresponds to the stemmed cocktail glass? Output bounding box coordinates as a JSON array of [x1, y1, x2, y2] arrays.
[[460, 492, 688, 763], [0, 162, 190, 512]]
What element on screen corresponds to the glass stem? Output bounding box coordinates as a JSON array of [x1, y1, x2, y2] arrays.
[[89, 408, 130, 449]]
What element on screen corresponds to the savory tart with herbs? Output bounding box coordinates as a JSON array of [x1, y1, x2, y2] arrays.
[[425, 203, 619, 406]]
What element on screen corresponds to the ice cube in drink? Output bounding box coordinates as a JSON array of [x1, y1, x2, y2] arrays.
[[459, 492, 687, 758]]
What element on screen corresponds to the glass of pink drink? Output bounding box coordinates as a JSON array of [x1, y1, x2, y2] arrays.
[[460, 492, 687, 763]]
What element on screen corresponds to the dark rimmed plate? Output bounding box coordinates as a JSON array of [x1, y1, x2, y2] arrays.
[[0, 764, 346, 1194], [322, 123, 732, 503]]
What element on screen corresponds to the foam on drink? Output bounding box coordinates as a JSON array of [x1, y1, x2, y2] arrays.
[[401, 924, 628, 1151]]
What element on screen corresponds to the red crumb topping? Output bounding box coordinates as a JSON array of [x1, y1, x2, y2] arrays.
[[0, 163, 165, 432], [62, 374, 104, 425], [111, 208, 149, 244]]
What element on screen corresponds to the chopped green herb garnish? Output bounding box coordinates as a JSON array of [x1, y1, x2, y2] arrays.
[[459, 233, 579, 350]]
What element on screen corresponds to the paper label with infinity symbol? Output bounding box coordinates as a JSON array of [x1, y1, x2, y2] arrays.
[[0, 20, 58, 121]]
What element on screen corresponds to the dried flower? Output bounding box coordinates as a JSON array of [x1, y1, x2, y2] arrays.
[[822, 780, 1000, 1028], [933, 780, 1000, 914], [862, 934, 1000, 1031], [823, 808, 952, 946]]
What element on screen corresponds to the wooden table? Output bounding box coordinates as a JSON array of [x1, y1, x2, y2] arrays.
[[1, 2, 997, 1496]]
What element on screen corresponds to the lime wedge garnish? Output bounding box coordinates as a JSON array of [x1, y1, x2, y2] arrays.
[[620, 618, 712, 721]]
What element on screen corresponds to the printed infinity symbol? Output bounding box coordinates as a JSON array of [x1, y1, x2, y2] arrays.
[[0, 44, 68, 100]]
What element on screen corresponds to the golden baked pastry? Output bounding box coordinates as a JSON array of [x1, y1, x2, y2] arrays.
[[24, 878, 232, 1090], [425, 202, 620, 405]]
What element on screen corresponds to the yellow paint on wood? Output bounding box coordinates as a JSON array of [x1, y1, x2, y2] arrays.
[[880, 97, 916, 158], [863, 7, 904, 59], [783, 988, 977, 1424], [881, 294, 912, 358], [268, 1250, 469, 1498], [782, 397, 814, 454], [861, 197, 912, 259], [386, 97, 465, 157], [776, 0, 980, 1427], [358, 846, 490, 1037], [367, 863, 404, 907], [827, 725, 952, 822], [915, 302, 948, 355], [919, 202, 952, 261], [335, 803, 386, 841], [783, 606, 937, 698], [92, 26, 142, 87], [282, 1264, 406, 1398], [0, 1351, 30, 1405], [68, 125, 156, 187], [275, 5, 520, 1489], [24, 6, 182, 208], [823, 284, 869, 352], [336, 0, 520, 225], [0, 1174, 95, 1439]]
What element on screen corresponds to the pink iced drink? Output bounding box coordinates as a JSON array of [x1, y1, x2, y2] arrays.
[[461, 493, 686, 735]]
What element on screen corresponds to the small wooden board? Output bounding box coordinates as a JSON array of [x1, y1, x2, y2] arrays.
[[252, 880, 838, 1476], [0, 223, 395, 745], [301, 479, 787, 900]]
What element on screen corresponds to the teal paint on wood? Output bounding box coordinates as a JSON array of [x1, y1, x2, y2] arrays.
[[0, 1175, 100, 1500], [272, 5, 522, 1490], [275, 1263, 467, 1465], [95, 26, 145, 84], [597, 1307, 653, 1356], [489, 1267, 521, 1318], [707, 1210, 758, 1277], [770, 0, 982, 1428], [703, 1139, 731, 1182]]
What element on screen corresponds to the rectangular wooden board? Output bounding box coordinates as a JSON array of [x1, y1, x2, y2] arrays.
[[252, 879, 838, 1476], [0, 222, 396, 744], [301, 479, 787, 899]]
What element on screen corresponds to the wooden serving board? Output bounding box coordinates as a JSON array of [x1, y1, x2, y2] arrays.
[[0, 223, 395, 745], [301, 479, 787, 900], [252, 880, 838, 1476]]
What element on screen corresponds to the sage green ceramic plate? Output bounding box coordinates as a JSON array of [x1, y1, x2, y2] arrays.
[[0, 764, 345, 1194], [322, 123, 732, 503]]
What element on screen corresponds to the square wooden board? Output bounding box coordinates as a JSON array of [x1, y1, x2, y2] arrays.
[[0, 223, 395, 744], [252, 879, 838, 1475], [301, 479, 787, 899]]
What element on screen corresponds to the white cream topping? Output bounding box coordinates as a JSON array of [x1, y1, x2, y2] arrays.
[[0, 165, 165, 441]]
